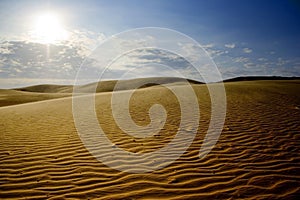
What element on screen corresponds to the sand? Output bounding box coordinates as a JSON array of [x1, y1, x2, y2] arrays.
[[0, 79, 299, 199]]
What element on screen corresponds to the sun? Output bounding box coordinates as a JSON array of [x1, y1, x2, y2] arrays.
[[31, 12, 68, 44]]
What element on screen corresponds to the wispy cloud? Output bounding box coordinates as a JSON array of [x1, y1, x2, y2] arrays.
[[201, 43, 214, 48], [0, 29, 105, 83], [207, 49, 228, 57], [243, 48, 252, 53], [258, 57, 268, 62], [101, 48, 199, 81], [224, 43, 235, 49], [1, 28, 299, 89], [233, 57, 249, 63]]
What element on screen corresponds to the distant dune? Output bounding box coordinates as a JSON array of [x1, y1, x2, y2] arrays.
[[0, 89, 71, 107], [0, 77, 299, 199], [223, 76, 300, 82], [13, 76, 300, 94], [1, 76, 298, 107], [15, 84, 73, 93], [1, 77, 201, 107], [14, 77, 202, 94]]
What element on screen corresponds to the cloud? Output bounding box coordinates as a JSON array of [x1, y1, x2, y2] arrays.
[[233, 57, 249, 63], [276, 57, 290, 66], [101, 48, 200, 81], [243, 48, 252, 53], [201, 43, 214, 48], [0, 29, 105, 83], [258, 57, 268, 62], [206, 49, 228, 58], [224, 43, 235, 49], [66, 29, 105, 56], [243, 62, 256, 68], [0, 42, 14, 54], [196, 43, 230, 59], [0, 41, 83, 79], [1, 28, 299, 88]]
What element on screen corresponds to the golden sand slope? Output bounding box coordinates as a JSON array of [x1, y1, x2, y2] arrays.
[[0, 80, 300, 199], [0, 89, 71, 107], [0, 77, 197, 107]]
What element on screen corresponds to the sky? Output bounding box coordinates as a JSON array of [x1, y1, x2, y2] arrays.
[[0, 0, 299, 88]]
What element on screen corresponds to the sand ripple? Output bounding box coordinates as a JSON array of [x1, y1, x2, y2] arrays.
[[0, 80, 300, 199]]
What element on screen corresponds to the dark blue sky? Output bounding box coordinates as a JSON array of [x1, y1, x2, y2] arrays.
[[106, 0, 299, 55]]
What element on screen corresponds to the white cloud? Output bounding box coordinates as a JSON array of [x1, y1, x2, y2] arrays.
[[276, 57, 290, 66], [233, 57, 249, 63], [66, 29, 106, 56], [0, 41, 83, 79], [243, 48, 252, 53], [206, 49, 228, 57], [258, 57, 268, 62], [224, 43, 235, 49], [1, 29, 299, 88], [104, 48, 199, 80], [243, 62, 256, 68], [201, 43, 214, 48], [0, 47, 13, 54]]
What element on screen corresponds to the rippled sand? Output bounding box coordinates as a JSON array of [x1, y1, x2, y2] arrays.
[[0, 80, 299, 199]]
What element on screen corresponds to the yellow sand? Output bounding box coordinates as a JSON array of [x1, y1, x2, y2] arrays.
[[0, 80, 299, 199]]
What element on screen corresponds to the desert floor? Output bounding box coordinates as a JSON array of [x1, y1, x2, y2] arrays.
[[0, 80, 299, 199]]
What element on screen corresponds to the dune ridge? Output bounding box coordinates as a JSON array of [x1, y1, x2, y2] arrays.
[[0, 79, 300, 199], [223, 76, 300, 82], [14, 77, 202, 93], [0, 77, 201, 107]]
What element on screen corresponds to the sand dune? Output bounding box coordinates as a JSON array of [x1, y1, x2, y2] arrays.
[[15, 77, 201, 94], [223, 76, 300, 82], [1, 77, 201, 107], [0, 79, 300, 199], [0, 89, 71, 107]]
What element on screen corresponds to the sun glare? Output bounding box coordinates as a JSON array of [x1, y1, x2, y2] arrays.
[[31, 12, 68, 44]]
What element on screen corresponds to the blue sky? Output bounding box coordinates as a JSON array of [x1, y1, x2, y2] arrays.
[[0, 0, 299, 88]]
